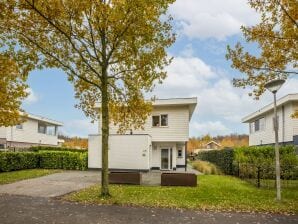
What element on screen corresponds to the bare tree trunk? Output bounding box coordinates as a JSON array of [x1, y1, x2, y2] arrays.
[[101, 66, 110, 197]]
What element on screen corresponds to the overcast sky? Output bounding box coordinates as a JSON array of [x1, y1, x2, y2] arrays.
[[23, 0, 298, 137]]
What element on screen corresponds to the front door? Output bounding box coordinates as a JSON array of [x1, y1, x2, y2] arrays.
[[161, 148, 170, 170]]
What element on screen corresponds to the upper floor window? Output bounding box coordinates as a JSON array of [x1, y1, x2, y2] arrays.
[[250, 117, 265, 133], [160, 114, 168, 126], [152, 114, 168, 127], [46, 126, 56, 136], [16, 124, 23, 130], [38, 122, 47, 134], [152, 115, 160, 127]]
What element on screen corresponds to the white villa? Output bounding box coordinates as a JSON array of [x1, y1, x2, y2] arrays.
[[242, 93, 298, 146], [0, 113, 63, 149], [88, 97, 197, 171]]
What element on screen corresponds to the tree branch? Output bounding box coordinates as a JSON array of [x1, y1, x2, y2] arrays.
[[25, 0, 101, 78]]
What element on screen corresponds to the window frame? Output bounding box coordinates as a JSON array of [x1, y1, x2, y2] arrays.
[[152, 114, 168, 127], [16, 124, 23, 130], [38, 122, 47, 134], [152, 115, 160, 127], [160, 114, 168, 127], [177, 148, 183, 158]]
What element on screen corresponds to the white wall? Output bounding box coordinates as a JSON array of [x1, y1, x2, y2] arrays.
[[88, 134, 152, 170], [109, 105, 190, 142], [248, 102, 295, 145], [0, 127, 6, 139], [4, 118, 59, 146]]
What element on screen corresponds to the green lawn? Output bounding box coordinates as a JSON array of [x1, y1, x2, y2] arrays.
[[0, 169, 61, 185], [65, 175, 298, 214]]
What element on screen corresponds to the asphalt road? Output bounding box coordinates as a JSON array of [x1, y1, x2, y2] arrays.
[[0, 194, 297, 224]]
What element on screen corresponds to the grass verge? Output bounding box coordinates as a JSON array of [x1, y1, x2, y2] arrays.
[[0, 169, 61, 185], [64, 175, 298, 214]]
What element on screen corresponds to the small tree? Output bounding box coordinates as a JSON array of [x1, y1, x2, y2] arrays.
[[226, 0, 297, 98], [1, 0, 175, 196]]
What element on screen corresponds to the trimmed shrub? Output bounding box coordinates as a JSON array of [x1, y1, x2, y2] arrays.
[[234, 145, 298, 180], [192, 160, 221, 175], [0, 152, 39, 172], [30, 146, 87, 153], [38, 151, 88, 170], [0, 151, 88, 172], [197, 148, 235, 175]]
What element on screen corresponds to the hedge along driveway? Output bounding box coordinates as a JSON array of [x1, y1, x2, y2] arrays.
[[0, 151, 88, 172]]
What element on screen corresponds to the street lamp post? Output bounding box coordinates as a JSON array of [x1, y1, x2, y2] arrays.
[[264, 79, 285, 201]]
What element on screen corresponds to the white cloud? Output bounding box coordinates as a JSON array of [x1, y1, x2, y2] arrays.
[[60, 119, 97, 137], [24, 88, 39, 104], [190, 121, 230, 136], [170, 0, 259, 40], [151, 55, 298, 136]]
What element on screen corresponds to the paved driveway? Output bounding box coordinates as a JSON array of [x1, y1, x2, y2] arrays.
[[0, 171, 101, 197]]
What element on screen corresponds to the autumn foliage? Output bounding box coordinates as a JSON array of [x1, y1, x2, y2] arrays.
[[226, 0, 297, 98]]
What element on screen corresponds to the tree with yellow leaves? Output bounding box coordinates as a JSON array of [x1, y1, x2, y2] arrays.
[[226, 0, 297, 99], [0, 54, 28, 126], [0, 0, 175, 196]]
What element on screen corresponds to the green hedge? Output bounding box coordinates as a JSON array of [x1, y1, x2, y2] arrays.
[[0, 151, 88, 172], [0, 152, 40, 172], [197, 148, 235, 175], [196, 145, 298, 178], [30, 146, 87, 153]]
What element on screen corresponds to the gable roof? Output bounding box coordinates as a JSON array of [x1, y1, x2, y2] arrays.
[[205, 140, 221, 147], [242, 93, 298, 123]]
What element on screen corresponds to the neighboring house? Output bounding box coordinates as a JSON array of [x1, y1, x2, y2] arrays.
[[193, 141, 221, 154], [88, 97, 197, 171], [242, 93, 298, 146], [205, 141, 221, 150], [0, 113, 63, 149]]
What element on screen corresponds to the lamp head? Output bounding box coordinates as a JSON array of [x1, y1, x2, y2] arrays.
[[264, 79, 285, 93]]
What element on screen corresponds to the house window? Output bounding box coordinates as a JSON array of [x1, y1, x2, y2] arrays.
[[152, 114, 168, 127], [254, 117, 265, 132], [16, 124, 23, 129], [160, 114, 168, 126], [177, 149, 183, 158], [46, 125, 57, 136], [152, 115, 160, 127], [38, 122, 47, 134]]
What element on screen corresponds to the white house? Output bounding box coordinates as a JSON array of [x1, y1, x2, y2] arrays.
[[88, 97, 197, 171], [242, 93, 298, 146], [0, 113, 63, 149]]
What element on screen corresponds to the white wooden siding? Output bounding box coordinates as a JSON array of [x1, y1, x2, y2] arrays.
[[108, 105, 190, 142], [248, 102, 294, 145], [88, 135, 151, 170], [4, 118, 59, 146], [0, 127, 6, 138]]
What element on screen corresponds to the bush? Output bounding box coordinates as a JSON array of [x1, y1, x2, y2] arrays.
[[30, 146, 87, 153], [0, 152, 39, 172], [192, 160, 221, 175], [0, 150, 88, 172], [197, 148, 235, 175], [234, 145, 298, 180], [39, 151, 88, 170]]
